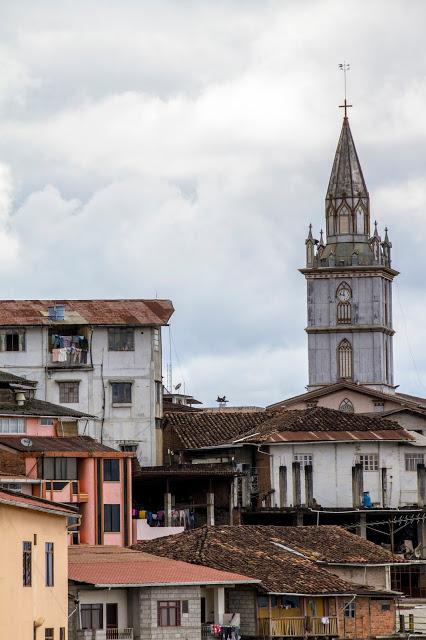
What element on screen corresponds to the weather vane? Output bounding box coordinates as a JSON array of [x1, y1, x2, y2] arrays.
[[338, 61, 352, 118]]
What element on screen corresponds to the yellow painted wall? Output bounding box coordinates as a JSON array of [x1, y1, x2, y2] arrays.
[[0, 502, 68, 639]]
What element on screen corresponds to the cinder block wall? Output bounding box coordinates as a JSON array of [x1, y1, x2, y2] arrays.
[[138, 586, 201, 640], [227, 588, 258, 636]]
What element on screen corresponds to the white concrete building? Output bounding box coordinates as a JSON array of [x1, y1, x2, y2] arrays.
[[0, 299, 173, 465]]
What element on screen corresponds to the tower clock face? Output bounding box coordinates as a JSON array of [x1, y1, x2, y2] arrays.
[[337, 287, 350, 302]]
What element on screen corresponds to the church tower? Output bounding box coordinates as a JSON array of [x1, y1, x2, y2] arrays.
[[301, 109, 398, 392]]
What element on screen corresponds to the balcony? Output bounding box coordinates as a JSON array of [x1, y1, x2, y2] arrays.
[[48, 348, 90, 368], [258, 616, 338, 637], [41, 480, 89, 504], [77, 630, 133, 640]]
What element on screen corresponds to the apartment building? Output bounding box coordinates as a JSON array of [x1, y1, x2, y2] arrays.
[[0, 487, 77, 640], [0, 299, 174, 465]]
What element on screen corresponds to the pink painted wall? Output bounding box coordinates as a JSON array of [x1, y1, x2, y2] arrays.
[[26, 417, 56, 437], [103, 532, 123, 545], [79, 458, 96, 545], [25, 457, 38, 479], [103, 480, 122, 503]]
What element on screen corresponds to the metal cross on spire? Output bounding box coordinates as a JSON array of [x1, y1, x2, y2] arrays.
[[338, 61, 352, 118]]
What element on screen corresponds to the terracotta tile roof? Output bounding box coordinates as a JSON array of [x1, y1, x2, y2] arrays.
[[135, 526, 398, 595], [68, 545, 259, 587], [268, 381, 426, 413], [164, 410, 270, 448], [237, 408, 411, 444], [0, 435, 132, 456], [165, 407, 408, 450], [0, 486, 78, 516], [0, 299, 174, 327], [0, 398, 94, 418]]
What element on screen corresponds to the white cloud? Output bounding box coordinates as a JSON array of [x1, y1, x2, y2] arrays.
[[0, 0, 424, 405]]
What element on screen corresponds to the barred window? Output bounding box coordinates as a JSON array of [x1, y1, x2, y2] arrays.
[[108, 328, 134, 351], [358, 454, 379, 471], [293, 454, 313, 469], [338, 339, 352, 379], [111, 382, 132, 404], [23, 541, 31, 586], [405, 453, 424, 472], [45, 542, 54, 586], [81, 603, 103, 629], [45, 630, 54, 640], [58, 381, 79, 403]]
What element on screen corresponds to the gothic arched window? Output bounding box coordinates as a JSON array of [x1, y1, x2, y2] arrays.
[[338, 339, 353, 379], [339, 398, 354, 413], [339, 205, 350, 234], [356, 206, 365, 234], [337, 301, 351, 324]]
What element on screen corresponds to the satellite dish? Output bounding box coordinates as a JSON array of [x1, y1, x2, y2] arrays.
[[20, 438, 33, 448], [174, 383, 182, 391]]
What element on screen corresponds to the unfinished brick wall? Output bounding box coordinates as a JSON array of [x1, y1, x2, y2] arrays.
[[332, 596, 396, 639], [255, 449, 272, 506]]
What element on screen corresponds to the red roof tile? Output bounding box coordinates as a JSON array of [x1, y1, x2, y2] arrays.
[[0, 487, 78, 516], [68, 545, 258, 587], [0, 299, 174, 326]]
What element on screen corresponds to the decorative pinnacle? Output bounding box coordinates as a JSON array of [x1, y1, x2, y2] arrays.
[[319, 229, 325, 247], [383, 227, 390, 244], [307, 223, 313, 240], [373, 220, 379, 238]]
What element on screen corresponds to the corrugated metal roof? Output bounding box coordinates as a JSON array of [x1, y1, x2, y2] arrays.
[[246, 429, 414, 444], [0, 435, 131, 456], [0, 299, 174, 326]]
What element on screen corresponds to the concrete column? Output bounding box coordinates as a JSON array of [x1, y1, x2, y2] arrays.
[[279, 466, 287, 508], [164, 492, 172, 527], [356, 512, 367, 539], [417, 464, 426, 507], [214, 587, 225, 624], [304, 465, 313, 507], [207, 492, 215, 526], [292, 462, 301, 506]]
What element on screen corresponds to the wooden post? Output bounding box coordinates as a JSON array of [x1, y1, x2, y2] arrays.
[[279, 465, 287, 508], [292, 462, 301, 506], [268, 595, 272, 639]]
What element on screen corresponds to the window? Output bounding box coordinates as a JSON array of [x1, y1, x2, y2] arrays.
[[103, 459, 120, 482], [45, 630, 54, 640], [155, 381, 162, 404], [81, 603, 103, 629], [60, 629, 65, 640], [108, 328, 134, 351], [359, 454, 379, 472], [0, 482, 22, 491], [40, 418, 54, 426], [293, 454, 313, 469], [381, 602, 391, 612], [338, 339, 353, 379], [337, 301, 351, 324], [45, 542, 54, 586], [339, 205, 350, 234], [38, 457, 77, 480], [0, 417, 25, 433], [119, 443, 138, 452], [181, 600, 189, 615], [405, 453, 425, 472], [344, 602, 356, 618], [339, 398, 354, 413], [111, 382, 132, 404], [157, 601, 181, 627], [104, 504, 120, 532], [0, 329, 25, 352], [374, 402, 385, 413], [23, 541, 31, 586], [58, 381, 79, 403], [153, 328, 160, 351]]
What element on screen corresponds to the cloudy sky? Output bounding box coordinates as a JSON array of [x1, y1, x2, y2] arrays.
[[0, 0, 426, 406]]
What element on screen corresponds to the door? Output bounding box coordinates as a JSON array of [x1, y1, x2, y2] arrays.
[[106, 603, 118, 629]]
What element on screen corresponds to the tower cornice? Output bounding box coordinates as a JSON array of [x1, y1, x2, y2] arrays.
[[300, 266, 399, 279]]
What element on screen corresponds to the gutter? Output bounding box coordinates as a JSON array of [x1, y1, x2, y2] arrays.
[[89, 579, 261, 588], [0, 497, 79, 518]]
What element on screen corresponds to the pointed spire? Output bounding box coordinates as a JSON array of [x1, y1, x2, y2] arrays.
[[326, 117, 369, 203], [306, 223, 313, 241], [383, 227, 390, 244], [373, 220, 379, 238], [319, 229, 325, 247]]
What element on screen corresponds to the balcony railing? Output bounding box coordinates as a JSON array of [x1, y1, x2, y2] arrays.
[[258, 616, 338, 637], [49, 349, 89, 367], [77, 630, 133, 640], [41, 480, 89, 504]]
